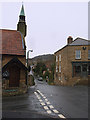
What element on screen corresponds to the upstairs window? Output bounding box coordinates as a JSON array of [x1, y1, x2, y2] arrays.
[[75, 50, 81, 59], [59, 54, 61, 61], [59, 63, 61, 72], [56, 55, 58, 62], [88, 50, 90, 59], [56, 65, 58, 72]]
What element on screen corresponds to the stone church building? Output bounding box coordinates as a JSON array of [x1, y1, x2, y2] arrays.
[[54, 36, 90, 86], [2, 4, 28, 96]]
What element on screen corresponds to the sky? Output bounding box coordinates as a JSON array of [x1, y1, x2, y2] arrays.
[[0, 0, 88, 58]]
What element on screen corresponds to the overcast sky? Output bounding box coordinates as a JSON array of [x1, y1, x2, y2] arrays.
[[0, 1, 88, 58]]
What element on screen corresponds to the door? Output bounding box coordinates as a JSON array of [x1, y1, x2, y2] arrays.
[[9, 65, 20, 87], [82, 64, 88, 77]]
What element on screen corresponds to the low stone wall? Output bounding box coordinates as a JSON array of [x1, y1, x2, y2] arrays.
[[28, 75, 35, 86], [2, 86, 27, 96], [54, 76, 89, 86], [2, 79, 27, 96]]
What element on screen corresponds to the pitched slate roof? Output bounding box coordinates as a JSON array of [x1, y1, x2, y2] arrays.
[[54, 37, 90, 54], [1, 29, 25, 55], [69, 37, 89, 46]]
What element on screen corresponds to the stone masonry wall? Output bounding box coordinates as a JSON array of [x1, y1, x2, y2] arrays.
[[2, 55, 26, 67], [54, 45, 90, 86]]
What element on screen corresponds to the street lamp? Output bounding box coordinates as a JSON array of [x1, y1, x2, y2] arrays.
[[27, 50, 33, 67], [26, 50, 33, 88]]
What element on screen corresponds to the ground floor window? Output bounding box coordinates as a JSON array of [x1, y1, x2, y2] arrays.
[[88, 65, 90, 75], [73, 65, 81, 76], [72, 62, 90, 77]]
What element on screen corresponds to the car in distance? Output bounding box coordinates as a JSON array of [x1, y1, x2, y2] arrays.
[[38, 77, 43, 81]]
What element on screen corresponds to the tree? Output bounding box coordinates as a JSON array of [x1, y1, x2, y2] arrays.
[[43, 70, 50, 79], [34, 62, 47, 77]]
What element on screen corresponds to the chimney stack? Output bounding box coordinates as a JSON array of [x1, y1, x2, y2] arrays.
[[67, 36, 73, 44]]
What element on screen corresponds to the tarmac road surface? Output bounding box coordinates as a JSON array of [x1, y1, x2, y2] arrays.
[[2, 79, 88, 119]]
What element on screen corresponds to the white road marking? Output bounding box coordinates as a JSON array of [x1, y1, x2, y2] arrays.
[[39, 99, 42, 102], [40, 94, 44, 97], [37, 97, 41, 99], [41, 102, 45, 106], [45, 98, 48, 101], [34, 92, 37, 94], [46, 101, 50, 105], [36, 94, 40, 97], [43, 96, 46, 99], [43, 106, 49, 110], [49, 105, 54, 109], [47, 110, 52, 114], [58, 114, 66, 118], [37, 90, 40, 92], [53, 109, 59, 113]]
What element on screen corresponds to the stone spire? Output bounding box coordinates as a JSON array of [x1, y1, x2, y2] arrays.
[[20, 4, 25, 16], [17, 3, 27, 37]]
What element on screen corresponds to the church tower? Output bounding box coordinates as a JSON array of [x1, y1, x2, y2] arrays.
[[17, 4, 27, 37]]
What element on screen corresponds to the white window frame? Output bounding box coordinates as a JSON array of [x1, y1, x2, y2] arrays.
[[59, 63, 61, 73], [59, 54, 61, 61], [88, 50, 90, 59], [75, 50, 81, 59], [56, 55, 58, 62]]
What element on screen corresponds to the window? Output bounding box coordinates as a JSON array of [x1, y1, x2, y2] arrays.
[[82, 64, 87, 72], [73, 65, 81, 76], [88, 50, 90, 59], [2, 71, 9, 79], [59, 63, 61, 72], [56, 55, 58, 62], [59, 54, 61, 61], [56, 66, 58, 72], [75, 50, 81, 59], [73, 62, 89, 77]]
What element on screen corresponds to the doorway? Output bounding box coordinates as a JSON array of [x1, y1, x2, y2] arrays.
[[82, 64, 87, 77], [9, 65, 20, 87]]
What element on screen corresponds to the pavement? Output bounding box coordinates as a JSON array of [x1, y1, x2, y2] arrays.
[[2, 79, 89, 119]]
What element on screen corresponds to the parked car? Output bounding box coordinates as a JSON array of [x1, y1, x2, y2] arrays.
[[38, 77, 43, 81]]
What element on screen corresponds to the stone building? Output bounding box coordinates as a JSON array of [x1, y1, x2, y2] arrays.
[[54, 36, 90, 86], [2, 4, 28, 96]]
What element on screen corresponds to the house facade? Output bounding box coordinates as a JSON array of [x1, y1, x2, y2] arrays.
[[54, 36, 90, 86], [2, 4, 28, 96]]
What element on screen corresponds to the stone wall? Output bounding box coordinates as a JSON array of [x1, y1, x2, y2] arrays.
[[28, 75, 35, 86], [2, 55, 26, 67]]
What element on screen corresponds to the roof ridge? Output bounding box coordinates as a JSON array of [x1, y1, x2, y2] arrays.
[[0, 29, 17, 32], [74, 37, 88, 41]]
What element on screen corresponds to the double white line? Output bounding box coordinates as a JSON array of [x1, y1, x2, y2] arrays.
[[34, 90, 66, 119]]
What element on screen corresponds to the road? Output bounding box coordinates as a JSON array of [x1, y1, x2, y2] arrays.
[[2, 79, 88, 119]]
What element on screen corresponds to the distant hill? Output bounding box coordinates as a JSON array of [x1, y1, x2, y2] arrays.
[[29, 54, 55, 66], [31, 54, 54, 61]]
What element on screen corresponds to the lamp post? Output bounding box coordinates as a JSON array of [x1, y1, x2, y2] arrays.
[[27, 50, 33, 67], [27, 50, 33, 88]]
